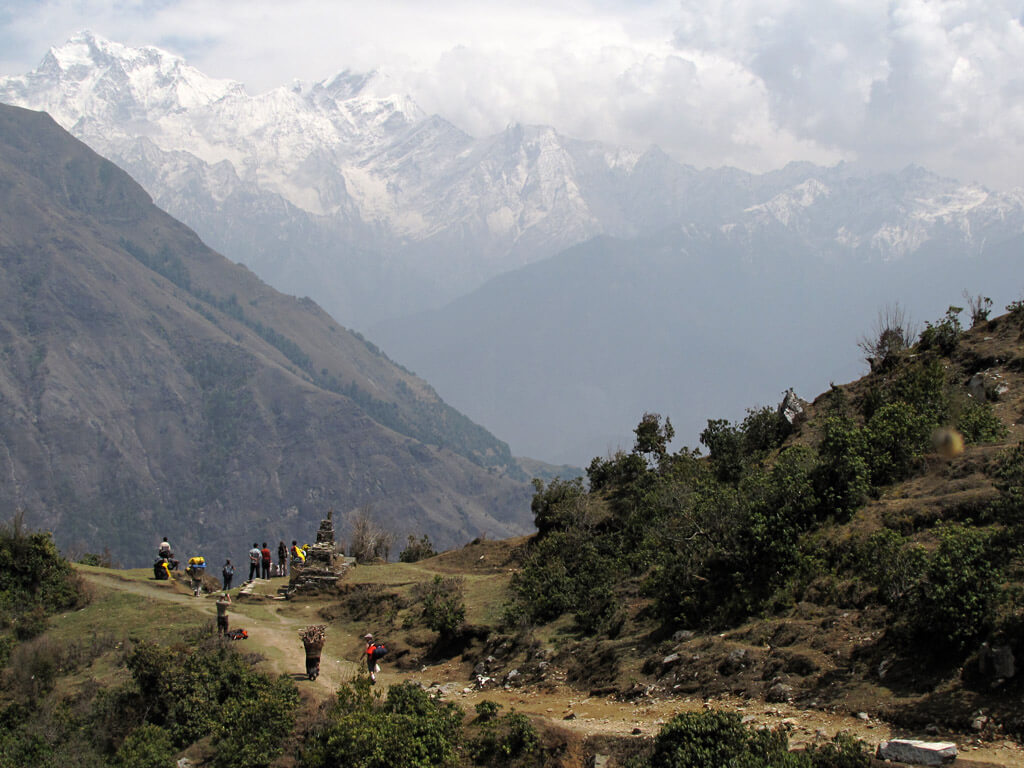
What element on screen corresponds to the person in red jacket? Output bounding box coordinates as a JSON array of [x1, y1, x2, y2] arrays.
[[364, 633, 387, 684], [260, 542, 272, 580]]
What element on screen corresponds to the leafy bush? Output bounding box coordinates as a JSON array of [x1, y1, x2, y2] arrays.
[[865, 402, 931, 485], [210, 674, 299, 768], [467, 705, 540, 766], [989, 442, 1024, 525], [814, 415, 870, 518], [506, 527, 620, 632], [860, 529, 927, 604], [113, 724, 175, 768], [905, 523, 998, 657], [627, 710, 791, 768], [301, 678, 462, 768], [627, 710, 869, 768], [114, 641, 299, 762], [530, 476, 589, 535], [917, 305, 963, 355], [414, 575, 466, 640], [957, 400, 1007, 444], [0, 513, 85, 635], [400, 534, 437, 563], [700, 419, 745, 483]]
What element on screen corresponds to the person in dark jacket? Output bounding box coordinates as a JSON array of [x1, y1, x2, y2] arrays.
[[277, 541, 288, 577], [222, 559, 234, 590]]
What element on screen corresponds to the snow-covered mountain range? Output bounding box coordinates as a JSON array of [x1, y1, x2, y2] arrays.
[[4, 31, 1024, 464], [3, 31, 1023, 331]]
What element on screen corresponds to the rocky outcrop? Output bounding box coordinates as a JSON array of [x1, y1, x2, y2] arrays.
[[876, 739, 957, 765]]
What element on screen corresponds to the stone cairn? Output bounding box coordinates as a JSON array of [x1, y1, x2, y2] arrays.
[[284, 510, 348, 596]]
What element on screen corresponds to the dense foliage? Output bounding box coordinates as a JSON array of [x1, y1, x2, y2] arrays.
[[301, 678, 464, 768], [0, 515, 85, 655], [626, 710, 869, 768], [505, 308, 1018, 663], [0, 638, 299, 768]]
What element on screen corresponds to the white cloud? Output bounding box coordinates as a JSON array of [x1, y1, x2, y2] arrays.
[[1, 0, 1022, 188]]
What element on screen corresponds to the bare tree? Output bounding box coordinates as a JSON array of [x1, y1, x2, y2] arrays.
[[347, 506, 394, 563], [857, 303, 919, 372]]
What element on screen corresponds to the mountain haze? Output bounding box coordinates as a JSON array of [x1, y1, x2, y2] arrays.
[[0, 103, 533, 565], [372, 227, 1024, 464], [3, 32, 1024, 463]]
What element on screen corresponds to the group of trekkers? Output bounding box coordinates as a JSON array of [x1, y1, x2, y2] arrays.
[[153, 534, 385, 683], [246, 540, 307, 581], [152, 536, 311, 601]]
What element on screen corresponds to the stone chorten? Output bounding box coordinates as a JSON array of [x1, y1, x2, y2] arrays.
[[286, 510, 346, 595]]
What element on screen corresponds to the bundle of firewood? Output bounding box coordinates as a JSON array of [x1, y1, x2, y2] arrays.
[[300, 625, 327, 648]]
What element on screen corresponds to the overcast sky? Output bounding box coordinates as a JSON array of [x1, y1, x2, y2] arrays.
[[1, 0, 1022, 189]]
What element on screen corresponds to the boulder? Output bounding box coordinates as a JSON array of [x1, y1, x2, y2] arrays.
[[968, 371, 1009, 402], [876, 739, 957, 765], [766, 682, 793, 703], [778, 389, 805, 425], [978, 642, 1015, 679]]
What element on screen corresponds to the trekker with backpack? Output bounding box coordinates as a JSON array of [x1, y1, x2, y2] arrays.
[[248, 543, 261, 581], [364, 633, 388, 684], [222, 559, 234, 590], [277, 540, 288, 577], [186, 556, 206, 597]]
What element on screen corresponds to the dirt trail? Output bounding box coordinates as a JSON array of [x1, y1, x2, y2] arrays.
[[82, 570, 1023, 767], [80, 570, 363, 690]]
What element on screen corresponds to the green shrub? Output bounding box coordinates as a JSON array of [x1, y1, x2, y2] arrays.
[[906, 524, 998, 657], [530, 476, 588, 535], [740, 406, 791, 454], [506, 527, 621, 632], [865, 402, 931, 485], [860, 530, 927, 604], [627, 710, 869, 768], [814, 415, 870, 518], [113, 724, 175, 768], [399, 534, 437, 563], [958, 400, 1007, 444], [301, 678, 462, 768], [414, 575, 466, 641], [210, 674, 299, 768], [468, 708, 540, 766], [801, 732, 871, 768], [989, 442, 1024, 525], [628, 710, 791, 768], [917, 305, 963, 355], [0, 514, 86, 639], [700, 419, 745, 483], [474, 700, 502, 722], [115, 640, 299, 758]]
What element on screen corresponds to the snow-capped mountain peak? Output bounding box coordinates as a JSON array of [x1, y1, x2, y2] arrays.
[[2, 32, 1022, 328]]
